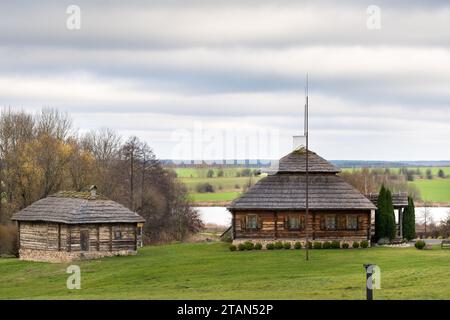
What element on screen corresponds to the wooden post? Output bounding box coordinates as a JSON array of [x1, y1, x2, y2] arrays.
[[134, 224, 138, 251], [312, 212, 315, 240], [274, 212, 278, 239], [232, 211, 236, 240], [109, 225, 113, 252], [398, 208, 403, 239], [97, 225, 100, 251], [17, 221, 21, 250], [67, 225, 71, 252], [57, 224, 61, 251]]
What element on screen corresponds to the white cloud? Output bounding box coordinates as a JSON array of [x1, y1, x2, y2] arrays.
[[0, 1, 449, 160]]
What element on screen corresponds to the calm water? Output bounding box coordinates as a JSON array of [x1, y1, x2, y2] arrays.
[[194, 207, 231, 226], [194, 207, 450, 227]]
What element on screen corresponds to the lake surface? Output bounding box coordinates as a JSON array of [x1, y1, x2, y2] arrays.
[[195, 207, 450, 227], [194, 207, 231, 226]]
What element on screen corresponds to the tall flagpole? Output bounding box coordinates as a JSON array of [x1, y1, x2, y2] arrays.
[[305, 74, 309, 261]]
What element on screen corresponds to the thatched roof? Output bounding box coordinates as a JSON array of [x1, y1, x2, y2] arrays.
[[276, 148, 341, 173], [229, 174, 376, 211], [366, 192, 408, 208], [11, 191, 145, 224], [229, 148, 376, 211]]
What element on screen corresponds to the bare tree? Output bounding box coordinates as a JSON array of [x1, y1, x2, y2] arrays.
[[420, 201, 433, 235]]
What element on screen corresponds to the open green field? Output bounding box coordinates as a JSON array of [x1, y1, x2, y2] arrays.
[[410, 179, 450, 202], [189, 191, 241, 203], [1, 243, 450, 299], [174, 167, 263, 204]]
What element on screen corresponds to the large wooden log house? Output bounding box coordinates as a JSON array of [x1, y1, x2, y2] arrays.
[[11, 186, 145, 262], [228, 148, 377, 246]]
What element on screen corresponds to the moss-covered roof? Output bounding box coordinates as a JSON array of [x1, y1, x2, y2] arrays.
[[11, 191, 145, 224], [52, 191, 109, 200]]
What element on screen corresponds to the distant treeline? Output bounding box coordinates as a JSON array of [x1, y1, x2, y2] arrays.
[[163, 159, 450, 168], [0, 108, 202, 254], [339, 168, 421, 200]]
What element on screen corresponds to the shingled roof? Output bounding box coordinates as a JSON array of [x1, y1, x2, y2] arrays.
[[229, 174, 376, 210], [277, 148, 341, 173], [366, 192, 408, 208], [11, 191, 145, 224], [229, 148, 376, 211]]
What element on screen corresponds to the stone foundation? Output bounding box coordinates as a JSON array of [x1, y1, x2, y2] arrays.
[[19, 248, 137, 263], [232, 238, 370, 248]]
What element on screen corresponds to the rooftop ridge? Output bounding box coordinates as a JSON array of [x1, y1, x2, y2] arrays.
[[50, 191, 109, 200], [277, 148, 341, 173]]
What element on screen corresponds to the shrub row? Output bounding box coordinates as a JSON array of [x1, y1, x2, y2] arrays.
[[229, 240, 369, 251]]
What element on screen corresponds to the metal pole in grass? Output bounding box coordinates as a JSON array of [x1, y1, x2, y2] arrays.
[[305, 74, 309, 261], [364, 264, 380, 300]]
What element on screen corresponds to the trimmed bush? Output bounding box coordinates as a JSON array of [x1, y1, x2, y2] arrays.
[[331, 241, 340, 249], [254, 243, 263, 250], [229, 244, 237, 251], [238, 243, 246, 251], [266, 243, 275, 250], [352, 241, 360, 248], [415, 240, 426, 250], [274, 241, 284, 250], [306, 241, 313, 249], [244, 241, 254, 250], [313, 241, 322, 249], [322, 241, 332, 249], [283, 242, 292, 250], [195, 182, 215, 193], [294, 241, 302, 249], [360, 240, 369, 248], [342, 243, 350, 249]]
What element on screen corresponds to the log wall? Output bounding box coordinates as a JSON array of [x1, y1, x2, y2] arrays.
[[233, 210, 371, 242], [19, 222, 138, 255]]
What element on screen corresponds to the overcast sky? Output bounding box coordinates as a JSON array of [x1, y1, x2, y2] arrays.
[[1, 0, 449, 161]]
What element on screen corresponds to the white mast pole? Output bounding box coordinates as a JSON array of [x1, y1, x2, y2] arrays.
[[305, 74, 309, 261]]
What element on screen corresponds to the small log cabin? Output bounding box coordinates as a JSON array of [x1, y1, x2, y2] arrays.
[[228, 148, 377, 246], [11, 186, 145, 262]]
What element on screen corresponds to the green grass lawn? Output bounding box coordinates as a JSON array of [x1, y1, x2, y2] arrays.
[[410, 179, 450, 202], [175, 168, 263, 204], [189, 191, 241, 202], [1, 243, 450, 299]]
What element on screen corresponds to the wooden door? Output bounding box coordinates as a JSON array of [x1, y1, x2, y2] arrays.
[[80, 230, 90, 251]]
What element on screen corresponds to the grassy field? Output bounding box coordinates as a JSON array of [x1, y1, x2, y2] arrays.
[[189, 191, 241, 202], [410, 179, 450, 202], [1, 243, 450, 299], [175, 167, 263, 205]]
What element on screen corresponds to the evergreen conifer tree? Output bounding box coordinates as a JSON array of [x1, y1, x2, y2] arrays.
[[402, 196, 416, 240], [375, 185, 386, 241], [385, 189, 397, 240]]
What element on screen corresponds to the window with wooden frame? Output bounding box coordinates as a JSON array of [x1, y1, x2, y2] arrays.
[[324, 215, 336, 230], [346, 215, 358, 230], [244, 214, 260, 230], [286, 214, 305, 230], [113, 227, 122, 240]]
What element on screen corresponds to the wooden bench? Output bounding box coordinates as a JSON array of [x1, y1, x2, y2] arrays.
[[441, 240, 450, 249]]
